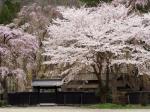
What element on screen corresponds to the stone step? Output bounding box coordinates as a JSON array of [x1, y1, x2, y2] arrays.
[[39, 103, 57, 106]]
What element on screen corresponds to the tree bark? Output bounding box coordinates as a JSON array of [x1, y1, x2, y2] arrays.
[[92, 61, 110, 103], [0, 54, 1, 66], [1, 76, 8, 102]]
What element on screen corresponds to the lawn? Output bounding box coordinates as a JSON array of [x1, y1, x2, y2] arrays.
[[84, 103, 150, 109]]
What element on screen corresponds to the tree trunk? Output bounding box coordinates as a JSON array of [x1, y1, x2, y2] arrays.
[[104, 61, 110, 103], [92, 63, 110, 103], [0, 54, 1, 66], [1, 77, 8, 103]]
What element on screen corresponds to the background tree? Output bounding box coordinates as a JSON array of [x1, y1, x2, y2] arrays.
[[12, 3, 63, 79], [113, 0, 150, 13], [127, 0, 150, 13]]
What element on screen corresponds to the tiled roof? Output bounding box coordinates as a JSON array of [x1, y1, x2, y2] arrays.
[[32, 79, 63, 87]]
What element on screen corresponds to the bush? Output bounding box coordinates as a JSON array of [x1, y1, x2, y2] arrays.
[[0, 0, 21, 24]]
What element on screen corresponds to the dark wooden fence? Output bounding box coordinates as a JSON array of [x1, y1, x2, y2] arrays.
[[127, 91, 150, 104], [8, 92, 100, 105]]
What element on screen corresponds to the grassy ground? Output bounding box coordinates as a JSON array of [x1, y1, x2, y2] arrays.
[[84, 103, 150, 109]]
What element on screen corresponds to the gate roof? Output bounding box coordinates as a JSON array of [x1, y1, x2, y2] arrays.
[[32, 79, 63, 87]]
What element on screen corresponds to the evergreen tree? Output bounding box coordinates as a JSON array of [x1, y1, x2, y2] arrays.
[[0, 0, 21, 24], [0, 3, 11, 24]]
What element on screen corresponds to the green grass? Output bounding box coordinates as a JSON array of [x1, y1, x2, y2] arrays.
[[83, 103, 150, 109], [0, 100, 7, 107]]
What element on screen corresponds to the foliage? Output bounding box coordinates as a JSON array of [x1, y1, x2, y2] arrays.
[[0, 0, 21, 24], [80, 0, 112, 6]]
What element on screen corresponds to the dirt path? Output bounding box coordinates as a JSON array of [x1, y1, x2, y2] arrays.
[[0, 106, 149, 112]]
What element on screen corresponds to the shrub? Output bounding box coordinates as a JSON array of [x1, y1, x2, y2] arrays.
[[0, 100, 7, 107]]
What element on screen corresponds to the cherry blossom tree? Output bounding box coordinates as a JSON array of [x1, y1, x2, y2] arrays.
[[43, 4, 150, 102], [0, 25, 38, 67], [0, 25, 38, 100], [0, 67, 26, 100], [1, 26, 38, 58]]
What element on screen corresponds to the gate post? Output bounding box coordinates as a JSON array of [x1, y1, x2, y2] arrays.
[[64, 94, 66, 105], [28, 93, 31, 105], [80, 93, 83, 105], [127, 94, 130, 104], [37, 87, 40, 104], [55, 87, 58, 104]]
